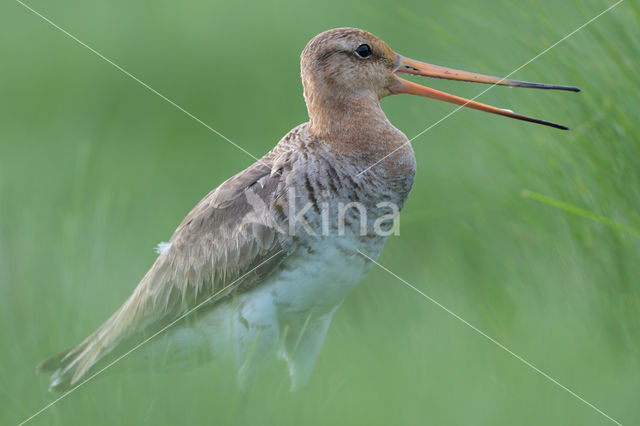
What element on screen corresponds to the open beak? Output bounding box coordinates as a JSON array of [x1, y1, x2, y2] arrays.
[[390, 54, 580, 130]]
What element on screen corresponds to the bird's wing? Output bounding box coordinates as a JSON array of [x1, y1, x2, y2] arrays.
[[38, 157, 294, 390]]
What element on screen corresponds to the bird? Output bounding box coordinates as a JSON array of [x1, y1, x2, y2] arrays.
[[37, 27, 579, 392]]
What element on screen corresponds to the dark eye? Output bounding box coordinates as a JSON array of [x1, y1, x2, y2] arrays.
[[354, 44, 372, 58]]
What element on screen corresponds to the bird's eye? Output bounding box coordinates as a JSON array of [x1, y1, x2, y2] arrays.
[[354, 44, 372, 59]]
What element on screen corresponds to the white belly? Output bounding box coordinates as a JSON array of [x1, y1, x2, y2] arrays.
[[141, 235, 384, 388], [199, 236, 376, 346], [270, 237, 374, 319]]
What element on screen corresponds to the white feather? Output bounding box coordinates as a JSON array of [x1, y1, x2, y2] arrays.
[[155, 241, 172, 254]]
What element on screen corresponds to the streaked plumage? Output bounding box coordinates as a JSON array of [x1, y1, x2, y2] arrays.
[[37, 27, 577, 391]]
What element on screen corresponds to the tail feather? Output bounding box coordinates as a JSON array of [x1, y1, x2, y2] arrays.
[[36, 294, 143, 392], [35, 348, 71, 374], [35, 268, 204, 392], [36, 339, 96, 391], [36, 311, 174, 391]]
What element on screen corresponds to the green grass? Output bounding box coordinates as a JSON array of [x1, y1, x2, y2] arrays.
[[1, 0, 639, 424]]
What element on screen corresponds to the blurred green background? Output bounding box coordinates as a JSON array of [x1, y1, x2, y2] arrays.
[[1, 0, 638, 424]]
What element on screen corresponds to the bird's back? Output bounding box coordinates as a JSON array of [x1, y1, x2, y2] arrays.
[[37, 121, 416, 391]]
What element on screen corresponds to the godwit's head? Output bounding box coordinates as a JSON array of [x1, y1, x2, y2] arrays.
[[301, 27, 579, 133]]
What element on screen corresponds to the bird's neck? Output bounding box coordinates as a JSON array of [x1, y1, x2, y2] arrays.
[[302, 86, 415, 180], [305, 89, 393, 148]]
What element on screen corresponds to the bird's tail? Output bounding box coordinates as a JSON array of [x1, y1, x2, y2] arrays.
[[36, 297, 174, 392], [35, 301, 138, 392], [35, 259, 187, 391], [35, 331, 109, 392]]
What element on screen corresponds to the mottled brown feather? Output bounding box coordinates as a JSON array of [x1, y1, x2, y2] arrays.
[[39, 148, 296, 390], [37, 27, 418, 391]]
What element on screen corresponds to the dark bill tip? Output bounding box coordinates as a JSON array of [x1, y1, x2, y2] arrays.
[[513, 111, 569, 130], [510, 80, 581, 92], [537, 120, 569, 130]]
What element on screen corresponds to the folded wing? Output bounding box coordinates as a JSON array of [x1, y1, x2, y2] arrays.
[[37, 158, 293, 391]]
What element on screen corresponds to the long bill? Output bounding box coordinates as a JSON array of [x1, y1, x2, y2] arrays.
[[390, 54, 580, 130]]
